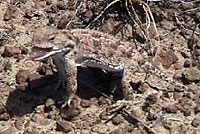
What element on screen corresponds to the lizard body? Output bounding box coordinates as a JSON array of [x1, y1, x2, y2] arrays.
[[30, 26, 182, 107]]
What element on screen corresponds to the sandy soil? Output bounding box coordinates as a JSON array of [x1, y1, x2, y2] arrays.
[[0, 0, 200, 134]]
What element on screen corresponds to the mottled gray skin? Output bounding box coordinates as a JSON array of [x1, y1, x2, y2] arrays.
[[31, 26, 182, 107]]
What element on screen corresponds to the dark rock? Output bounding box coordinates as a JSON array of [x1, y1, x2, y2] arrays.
[[3, 46, 21, 57], [183, 59, 191, 68], [191, 117, 200, 127], [165, 104, 178, 113], [56, 121, 72, 133], [112, 115, 123, 125], [16, 70, 29, 84]]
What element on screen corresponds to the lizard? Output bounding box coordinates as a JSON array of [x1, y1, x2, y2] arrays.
[[30, 26, 185, 108]]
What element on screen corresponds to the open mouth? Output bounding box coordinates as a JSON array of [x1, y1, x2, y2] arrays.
[[30, 47, 52, 60]]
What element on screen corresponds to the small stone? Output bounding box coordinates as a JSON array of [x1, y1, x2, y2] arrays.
[[194, 103, 200, 113], [147, 112, 157, 121], [3, 46, 21, 57], [110, 128, 127, 134], [0, 112, 10, 121], [173, 92, 181, 100], [181, 3, 193, 10], [193, 48, 200, 56], [183, 110, 191, 116], [15, 118, 25, 130], [3, 9, 11, 21], [191, 117, 200, 127], [99, 111, 109, 120], [165, 104, 177, 113], [56, 121, 72, 133], [98, 96, 110, 106], [28, 73, 48, 89], [183, 59, 191, 68], [16, 82, 28, 91], [57, 1, 66, 10], [16, 70, 29, 84], [57, 15, 70, 29], [37, 64, 52, 76], [146, 94, 158, 105], [60, 107, 80, 121], [80, 99, 92, 108], [158, 49, 178, 69], [184, 67, 200, 82], [112, 114, 123, 125]]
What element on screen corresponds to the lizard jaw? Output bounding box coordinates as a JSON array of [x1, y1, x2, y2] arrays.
[[31, 47, 62, 61]]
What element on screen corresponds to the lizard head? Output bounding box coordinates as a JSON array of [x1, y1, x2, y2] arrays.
[[30, 27, 77, 61]]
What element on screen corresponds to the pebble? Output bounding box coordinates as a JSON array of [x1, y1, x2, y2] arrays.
[[16, 70, 29, 84], [3, 46, 21, 57], [165, 104, 178, 113], [191, 117, 200, 127], [56, 121, 72, 133]]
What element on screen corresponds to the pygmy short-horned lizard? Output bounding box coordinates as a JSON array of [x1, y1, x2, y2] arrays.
[[30, 26, 181, 107]]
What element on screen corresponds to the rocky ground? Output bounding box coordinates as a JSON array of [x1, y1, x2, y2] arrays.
[[0, 0, 200, 134]]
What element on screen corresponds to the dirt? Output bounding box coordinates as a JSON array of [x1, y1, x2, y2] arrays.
[[0, 0, 200, 134]]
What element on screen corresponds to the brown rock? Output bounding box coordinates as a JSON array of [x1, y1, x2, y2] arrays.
[[37, 64, 52, 75], [3, 46, 21, 57], [16, 70, 29, 84], [60, 107, 80, 121], [173, 92, 181, 100], [28, 73, 48, 89], [193, 48, 200, 56], [112, 114, 123, 125], [56, 121, 72, 133], [165, 104, 178, 113], [135, 23, 157, 43], [57, 15, 70, 29], [80, 99, 92, 108], [194, 103, 200, 113], [183, 59, 191, 68], [183, 110, 191, 116], [147, 111, 157, 121], [184, 67, 200, 82], [0, 112, 10, 121], [191, 117, 200, 127], [146, 94, 158, 105], [181, 3, 193, 10], [158, 49, 178, 69], [16, 82, 28, 91], [99, 111, 109, 120]]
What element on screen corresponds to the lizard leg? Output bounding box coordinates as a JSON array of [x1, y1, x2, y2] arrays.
[[61, 59, 77, 108], [52, 53, 77, 108]]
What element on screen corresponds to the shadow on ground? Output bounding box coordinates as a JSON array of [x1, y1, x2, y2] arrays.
[[5, 67, 124, 117]]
